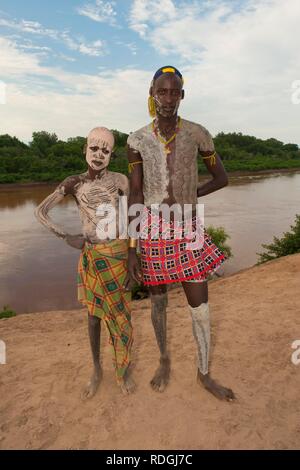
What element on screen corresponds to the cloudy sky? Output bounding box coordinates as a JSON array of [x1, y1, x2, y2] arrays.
[[0, 0, 299, 144]]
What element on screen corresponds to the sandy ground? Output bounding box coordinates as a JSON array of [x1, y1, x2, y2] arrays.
[[1, 254, 300, 450]]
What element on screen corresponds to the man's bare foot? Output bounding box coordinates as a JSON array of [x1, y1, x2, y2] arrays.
[[197, 370, 235, 401], [119, 367, 136, 395], [150, 356, 170, 392], [81, 368, 102, 401]]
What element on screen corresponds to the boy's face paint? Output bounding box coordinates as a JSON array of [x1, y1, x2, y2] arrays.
[[85, 127, 114, 171], [86, 140, 112, 171]]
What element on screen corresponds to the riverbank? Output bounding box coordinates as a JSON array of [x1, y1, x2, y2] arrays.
[[1, 253, 300, 449], [1, 167, 300, 191]]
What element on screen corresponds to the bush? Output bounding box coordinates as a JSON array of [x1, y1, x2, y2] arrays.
[[206, 225, 233, 259], [257, 214, 300, 264], [0, 305, 17, 319]]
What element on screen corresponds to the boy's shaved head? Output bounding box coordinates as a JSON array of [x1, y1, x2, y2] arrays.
[[87, 127, 114, 151]]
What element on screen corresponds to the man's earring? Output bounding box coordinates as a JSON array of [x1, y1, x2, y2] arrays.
[[148, 96, 156, 118]]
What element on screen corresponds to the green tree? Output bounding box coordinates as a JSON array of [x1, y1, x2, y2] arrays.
[[30, 131, 58, 157], [111, 130, 128, 148]]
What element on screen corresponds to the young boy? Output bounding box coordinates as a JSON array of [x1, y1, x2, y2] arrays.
[[35, 127, 135, 398]]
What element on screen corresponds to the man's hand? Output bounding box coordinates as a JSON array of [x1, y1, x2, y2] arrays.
[[124, 249, 142, 290], [123, 272, 136, 292], [65, 234, 85, 250]]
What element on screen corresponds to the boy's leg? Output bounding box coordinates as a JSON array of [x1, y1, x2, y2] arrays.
[[116, 305, 136, 395], [81, 313, 102, 400]]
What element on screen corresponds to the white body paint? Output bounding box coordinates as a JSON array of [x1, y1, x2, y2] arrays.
[[35, 171, 129, 243], [35, 128, 129, 244], [127, 118, 215, 207], [189, 302, 210, 375], [76, 174, 124, 242]]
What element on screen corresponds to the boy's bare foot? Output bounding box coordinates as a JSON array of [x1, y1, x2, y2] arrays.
[[81, 368, 102, 400], [119, 367, 136, 395]]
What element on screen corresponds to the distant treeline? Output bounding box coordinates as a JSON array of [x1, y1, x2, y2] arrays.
[[0, 130, 299, 184]]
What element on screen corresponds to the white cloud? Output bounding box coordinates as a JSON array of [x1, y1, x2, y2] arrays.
[[116, 41, 138, 56], [17, 38, 52, 54], [0, 37, 45, 77], [127, 43, 138, 56], [20, 44, 52, 52], [56, 53, 76, 63], [0, 1, 300, 146], [0, 18, 59, 39], [78, 40, 106, 56], [0, 37, 150, 141], [60, 32, 107, 56], [128, 0, 300, 144], [77, 0, 117, 25], [0, 15, 107, 57], [130, 0, 176, 24], [129, 0, 176, 35]]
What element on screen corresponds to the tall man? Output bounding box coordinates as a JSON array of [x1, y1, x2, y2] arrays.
[[35, 127, 135, 398], [126, 66, 235, 401]]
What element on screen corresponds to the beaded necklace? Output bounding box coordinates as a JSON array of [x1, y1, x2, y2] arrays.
[[152, 116, 182, 155]]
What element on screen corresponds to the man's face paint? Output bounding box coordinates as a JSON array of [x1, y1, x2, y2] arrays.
[[86, 127, 114, 172], [153, 95, 181, 118], [152, 74, 183, 118]]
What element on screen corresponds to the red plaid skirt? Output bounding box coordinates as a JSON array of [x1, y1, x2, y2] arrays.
[[139, 208, 227, 286]]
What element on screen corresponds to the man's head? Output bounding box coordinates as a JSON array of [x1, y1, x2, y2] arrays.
[[149, 66, 184, 119], [85, 127, 114, 172]]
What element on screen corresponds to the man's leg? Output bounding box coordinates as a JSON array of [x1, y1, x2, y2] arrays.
[[149, 284, 170, 392], [182, 280, 235, 401], [81, 313, 102, 400]]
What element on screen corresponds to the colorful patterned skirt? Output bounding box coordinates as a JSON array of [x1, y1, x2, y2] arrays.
[[139, 208, 227, 286], [78, 239, 132, 383]]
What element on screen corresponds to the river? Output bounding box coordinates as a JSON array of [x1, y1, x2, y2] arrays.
[[0, 171, 299, 313]]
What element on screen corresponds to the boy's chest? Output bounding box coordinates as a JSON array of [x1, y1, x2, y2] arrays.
[[75, 180, 120, 212]]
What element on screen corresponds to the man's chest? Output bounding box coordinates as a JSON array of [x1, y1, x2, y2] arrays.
[[140, 131, 198, 163]]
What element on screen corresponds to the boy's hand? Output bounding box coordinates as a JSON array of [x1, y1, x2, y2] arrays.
[[65, 234, 85, 250]]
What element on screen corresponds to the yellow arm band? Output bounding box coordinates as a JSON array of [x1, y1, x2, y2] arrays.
[[202, 151, 217, 166], [128, 160, 143, 174]]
